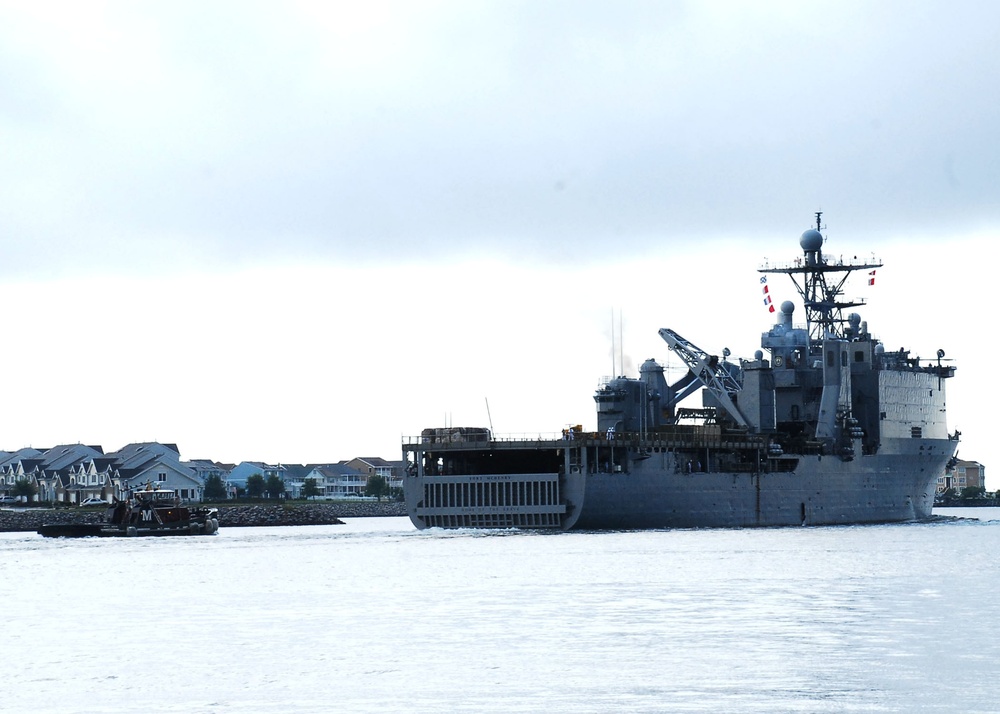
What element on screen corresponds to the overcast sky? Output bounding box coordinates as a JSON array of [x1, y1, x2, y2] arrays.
[[0, 1, 994, 485]]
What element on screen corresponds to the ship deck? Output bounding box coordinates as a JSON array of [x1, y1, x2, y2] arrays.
[[403, 430, 770, 453]]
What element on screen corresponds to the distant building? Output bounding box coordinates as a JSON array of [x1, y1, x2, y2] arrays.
[[937, 459, 986, 493], [0, 447, 47, 501], [306, 463, 366, 499], [0, 440, 406, 505], [227, 461, 287, 495], [281, 464, 315, 499], [107, 442, 204, 502], [0, 441, 205, 504], [64, 454, 118, 504], [186, 459, 232, 491], [343, 457, 403, 491]]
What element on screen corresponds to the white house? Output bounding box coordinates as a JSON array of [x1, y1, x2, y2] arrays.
[[307, 464, 366, 498]]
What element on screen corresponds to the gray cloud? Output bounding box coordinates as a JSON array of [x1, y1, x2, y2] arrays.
[[1, 0, 998, 277]]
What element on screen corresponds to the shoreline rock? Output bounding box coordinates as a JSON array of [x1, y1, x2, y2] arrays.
[[0, 500, 408, 533]]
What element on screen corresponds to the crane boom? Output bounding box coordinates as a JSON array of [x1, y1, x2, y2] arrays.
[[658, 328, 749, 428]]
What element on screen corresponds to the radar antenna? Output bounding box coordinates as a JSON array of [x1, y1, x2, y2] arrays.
[[759, 214, 881, 342]]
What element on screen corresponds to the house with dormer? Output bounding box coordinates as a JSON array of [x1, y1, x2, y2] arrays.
[[0, 448, 44, 500], [106, 442, 203, 502], [38, 445, 113, 503], [0, 444, 109, 504], [185, 459, 231, 484], [185, 459, 233, 497], [64, 456, 119, 503]]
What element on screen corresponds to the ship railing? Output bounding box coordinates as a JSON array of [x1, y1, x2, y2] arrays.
[[602, 430, 769, 450], [403, 431, 768, 451], [759, 255, 881, 271], [877, 353, 957, 376], [402, 432, 565, 446]]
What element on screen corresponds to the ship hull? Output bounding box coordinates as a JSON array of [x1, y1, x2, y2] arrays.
[[38, 517, 220, 538], [571, 449, 941, 530], [402, 436, 950, 531]]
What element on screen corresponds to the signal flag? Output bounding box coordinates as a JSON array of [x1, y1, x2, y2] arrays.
[[761, 276, 775, 312]]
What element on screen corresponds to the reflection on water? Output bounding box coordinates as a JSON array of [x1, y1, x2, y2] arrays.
[[3, 512, 998, 713]]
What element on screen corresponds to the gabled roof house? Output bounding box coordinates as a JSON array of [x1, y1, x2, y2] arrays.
[[105, 442, 203, 502]]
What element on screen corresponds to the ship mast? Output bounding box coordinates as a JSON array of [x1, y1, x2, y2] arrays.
[[758, 212, 882, 344]]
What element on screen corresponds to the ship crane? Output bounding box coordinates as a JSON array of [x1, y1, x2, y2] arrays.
[[658, 328, 749, 428]]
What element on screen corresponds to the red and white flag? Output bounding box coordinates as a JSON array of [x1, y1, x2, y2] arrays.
[[761, 276, 775, 312], [868, 270, 876, 286]]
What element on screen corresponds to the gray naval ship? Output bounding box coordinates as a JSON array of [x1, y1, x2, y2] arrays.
[[402, 215, 959, 530]]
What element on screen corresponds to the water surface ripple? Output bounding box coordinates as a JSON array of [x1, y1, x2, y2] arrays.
[[2, 509, 995, 713]]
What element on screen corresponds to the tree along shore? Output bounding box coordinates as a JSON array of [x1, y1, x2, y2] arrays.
[[0, 500, 407, 533]]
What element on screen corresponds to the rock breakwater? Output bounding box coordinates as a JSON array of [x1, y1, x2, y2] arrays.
[[0, 500, 408, 533], [218, 501, 406, 527]]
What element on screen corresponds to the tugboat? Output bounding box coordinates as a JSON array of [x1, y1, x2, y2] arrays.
[[38, 486, 220, 538]]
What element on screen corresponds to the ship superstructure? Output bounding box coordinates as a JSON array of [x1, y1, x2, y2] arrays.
[[402, 217, 959, 530]]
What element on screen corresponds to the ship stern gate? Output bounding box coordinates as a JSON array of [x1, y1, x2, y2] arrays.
[[402, 431, 593, 530]]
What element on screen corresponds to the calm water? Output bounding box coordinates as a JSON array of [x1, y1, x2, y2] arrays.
[[2, 509, 998, 714]]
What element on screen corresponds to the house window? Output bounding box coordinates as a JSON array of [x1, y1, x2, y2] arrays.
[[157, 473, 167, 482]]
